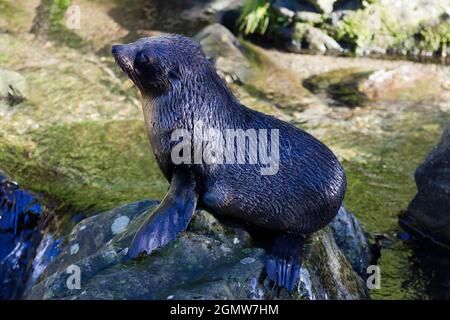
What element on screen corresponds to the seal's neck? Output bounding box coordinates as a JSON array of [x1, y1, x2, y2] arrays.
[[143, 67, 239, 127]]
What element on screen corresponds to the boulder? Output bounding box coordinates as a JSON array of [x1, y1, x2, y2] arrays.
[[158, 0, 246, 35], [195, 23, 254, 83], [253, 0, 449, 57], [26, 201, 370, 300], [305, 0, 337, 14], [0, 69, 27, 106], [294, 11, 324, 24], [303, 66, 442, 107], [400, 125, 450, 248], [285, 23, 342, 53], [272, 0, 296, 19], [357, 66, 442, 101], [332, 0, 450, 56], [272, 0, 319, 16]]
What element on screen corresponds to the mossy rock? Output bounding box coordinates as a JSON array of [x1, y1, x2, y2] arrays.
[[303, 68, 372, 106], [303, 66, 443, 107], [195, 23, 254, 83], [26, 202, 369, 300]]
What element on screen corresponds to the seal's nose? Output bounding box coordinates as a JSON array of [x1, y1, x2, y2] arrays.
[[111, 44, 125, 57]]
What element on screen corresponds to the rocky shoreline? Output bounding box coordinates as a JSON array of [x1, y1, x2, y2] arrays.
[[24, 202, 371, 300], [237, 0, 450, 59]]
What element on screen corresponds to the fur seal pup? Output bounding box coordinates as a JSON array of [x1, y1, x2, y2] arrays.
[[112, 35, 346, 292]]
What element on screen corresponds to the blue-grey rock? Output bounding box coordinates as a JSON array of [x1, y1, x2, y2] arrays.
[[330, 206, 372, 276], [26, 200, 370, 300], [401, 125, 450, 248]]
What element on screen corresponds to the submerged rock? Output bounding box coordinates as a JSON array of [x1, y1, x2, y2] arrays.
[[400, 125, 450, 248], [357, 66, 442, 101], [303, 66, 442, 107], [26, 200, 370, 300]]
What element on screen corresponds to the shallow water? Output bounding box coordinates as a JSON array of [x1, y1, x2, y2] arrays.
[[3, 96, 450, 300], [337, 101, 450, 299], [21, 100, 448, 300]]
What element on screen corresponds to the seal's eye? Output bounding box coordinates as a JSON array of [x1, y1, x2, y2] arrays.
[[134, 51, 159, 73]]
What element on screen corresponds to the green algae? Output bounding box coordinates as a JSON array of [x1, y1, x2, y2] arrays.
[[304, 67, 442, 107], [299, 64, 450, 299], [0, 0, 32, 33], [414, 17, 450, 55], [304, 68, 373, 106], [0, 120, 167, 232]]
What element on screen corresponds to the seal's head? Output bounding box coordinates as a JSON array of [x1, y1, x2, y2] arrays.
[[112, 35, 208, 97]]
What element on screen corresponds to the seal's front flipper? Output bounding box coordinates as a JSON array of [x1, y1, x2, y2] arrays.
[[128, 172, 198, 259], [265, 234, 305, 292]]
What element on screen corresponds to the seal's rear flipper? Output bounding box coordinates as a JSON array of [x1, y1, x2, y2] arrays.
[[128, 172, 198, 259], [265, 234, 305, 292]]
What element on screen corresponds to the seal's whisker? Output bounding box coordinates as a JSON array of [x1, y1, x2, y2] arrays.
[[122, 60, 144, 91], [116, 58, 144, 91]]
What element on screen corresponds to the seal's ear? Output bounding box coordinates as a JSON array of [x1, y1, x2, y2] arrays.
[[168, 66, 181, 82]]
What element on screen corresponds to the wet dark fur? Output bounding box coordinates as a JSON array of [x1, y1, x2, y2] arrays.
[[112, 35, 346, 290], [113, 35, 345, 235]]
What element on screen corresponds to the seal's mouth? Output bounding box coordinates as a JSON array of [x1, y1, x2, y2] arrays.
[[112, 45, 145, 92]]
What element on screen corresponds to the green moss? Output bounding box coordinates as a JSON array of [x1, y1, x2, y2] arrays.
[[303, 230, 365, 299], [333, 3, 408, 54], [331, 4, 450, 56], [303, 68, 372, 106], [0, 120, 167, 230], [237, 0, 449, 57], [0, 53, 8, 64], [304, 67, 441, 107], [0, 0, 32, 33], [413, 17, 450, 54], [290, 22, 306, 42]]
